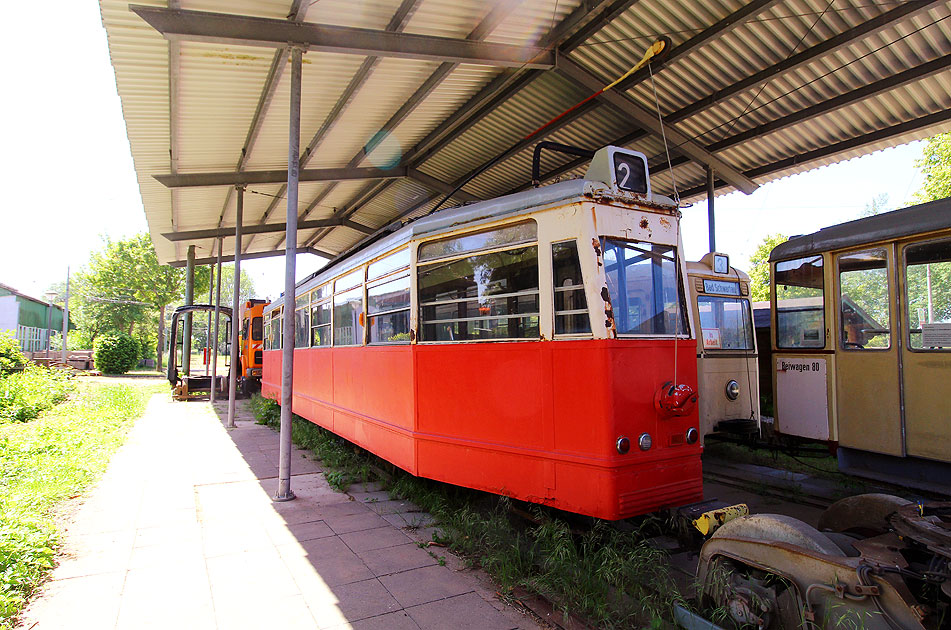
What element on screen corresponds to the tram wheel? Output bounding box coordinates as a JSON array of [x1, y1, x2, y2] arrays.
[[817, 493, 911, 537], [703, 557, 804, 630]]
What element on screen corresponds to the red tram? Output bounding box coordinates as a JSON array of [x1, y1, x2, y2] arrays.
[[262, 146, 702, 520]]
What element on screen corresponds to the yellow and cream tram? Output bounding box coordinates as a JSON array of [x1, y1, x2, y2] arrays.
[[687, 253, 759, 443], [769, 197, 951, 491]]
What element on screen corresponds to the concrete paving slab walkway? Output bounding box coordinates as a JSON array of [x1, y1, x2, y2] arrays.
[[22, 394, 545, 630]]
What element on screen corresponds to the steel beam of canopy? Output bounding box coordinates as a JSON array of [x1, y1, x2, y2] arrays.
[[276, 47, 302, 503], [129, 6, 555, 69], [679, 107, 951, 199], [163, 218, 374, 242], [168, 247, 331, 268], [555, 56, 759, 195], [154, 166, 408, 188], [227, 188, 243, 429]]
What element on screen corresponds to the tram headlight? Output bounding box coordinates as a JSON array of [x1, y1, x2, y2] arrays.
[[725, 380, 740, 401], [616, 436, 631, 454], [638, 433, 652, 451], [685, 427, 699, 445]]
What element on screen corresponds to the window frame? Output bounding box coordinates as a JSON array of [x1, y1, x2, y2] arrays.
[[903, 236, 951, 353], [551, 239, 592, 337], [836, 247, 892, 352], [309, 283, 332, 348], [696, 294, 755, 351], [600, 237, 688, 338], [774, 254, 826, 350], [367, 264, 411, 346], [416, 221, 540, 344]]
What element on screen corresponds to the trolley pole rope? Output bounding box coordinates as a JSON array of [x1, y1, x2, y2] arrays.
[[428, 36, 672, 216]]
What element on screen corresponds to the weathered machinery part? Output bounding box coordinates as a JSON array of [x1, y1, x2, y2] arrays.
[[823, 532, 861, 557], [890, 502, 951, 560], [712, 514, 842, 556], [698, 514, 931, 630], [819, 493, 913, 537]]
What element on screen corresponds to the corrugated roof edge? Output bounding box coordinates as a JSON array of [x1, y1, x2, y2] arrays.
[[769, 196, 951, 262], [267, 179, 603, 311]]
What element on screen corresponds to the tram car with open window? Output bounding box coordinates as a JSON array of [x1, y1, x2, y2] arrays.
[[261, 146, 703, 520], [686, 253, 759, 444], [768, 197, 951, 492]]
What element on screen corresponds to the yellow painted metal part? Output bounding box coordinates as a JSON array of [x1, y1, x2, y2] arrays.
[[693, 503, 749, 536]]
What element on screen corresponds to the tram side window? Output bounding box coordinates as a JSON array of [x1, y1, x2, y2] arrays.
[[552, 240, 590, 335], [601, 239, 685, 335], [311, 284, 331, 347], [775, 256, 824, 349], [838, 248, 890, 350], [266, 309, 281, 350], [418, 222, 539, 342], [905, 239, 951, 350], [334, 286, 364, 346], [697, 296, 753, 350], [368, 275, 411, 343], [295, 292, 310, 349]]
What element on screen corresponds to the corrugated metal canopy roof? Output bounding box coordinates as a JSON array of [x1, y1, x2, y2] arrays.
[[99, 0, 951, 266]]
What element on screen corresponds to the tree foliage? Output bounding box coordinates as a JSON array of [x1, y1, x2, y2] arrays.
[[915, 132, 951, 203], [0, 332, 27, 376], [94, 333, 140, 374], [747, 234, 788, 302]]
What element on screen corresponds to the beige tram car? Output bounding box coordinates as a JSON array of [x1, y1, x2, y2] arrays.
[[687, 253, 760, 443], [769, 197, 951, 491]]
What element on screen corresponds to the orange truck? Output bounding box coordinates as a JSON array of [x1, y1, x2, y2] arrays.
[[239, 299, 268, 395]]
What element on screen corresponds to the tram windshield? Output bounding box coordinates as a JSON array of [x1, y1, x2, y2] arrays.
[[601, 238, 686, 336], [697, 296, 754, 350]]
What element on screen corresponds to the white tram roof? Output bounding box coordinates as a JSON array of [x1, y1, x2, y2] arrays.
[[770, 196, 951, 262], [268, 177, 670, 310], [98, 0, 951, 268]]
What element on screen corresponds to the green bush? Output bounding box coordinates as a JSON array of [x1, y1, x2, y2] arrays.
[[0, 332, 26, 377], [93, 334, 139, 374], [0, 366, 75, 423]]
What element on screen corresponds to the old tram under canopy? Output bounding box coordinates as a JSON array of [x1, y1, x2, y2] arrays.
[[769, 196, 951, 492], [262, 146, 704, 520]]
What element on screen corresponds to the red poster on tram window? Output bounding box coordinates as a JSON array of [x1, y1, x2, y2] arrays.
[[702, 328, 721, 349]]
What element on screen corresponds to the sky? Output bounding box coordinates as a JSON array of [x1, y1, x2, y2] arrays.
[[0, 2, 927, 303]]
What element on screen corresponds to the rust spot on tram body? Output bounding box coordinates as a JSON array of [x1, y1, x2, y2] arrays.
[[639, 217, 649, 229], [659, 217, 671, 230], [601, 286, 618, 338], [410, 329, 416, 343], [592, 238, 603, 267]]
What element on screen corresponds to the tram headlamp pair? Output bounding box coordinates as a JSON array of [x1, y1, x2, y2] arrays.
[[616, 434, 652, 453]]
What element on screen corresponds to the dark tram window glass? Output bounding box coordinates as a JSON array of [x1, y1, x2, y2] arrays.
[[310, 300, 331, 347], [838, 248, 890, 350], [697, 296, 753, 350], [775, 255, 825, 349], [368, 275, 411, 344], [552, 240, 590, 335], [601, 239, 686, 336], [418, 246, 539, 342], [333, 288, 364, 346], [906, 239, 951, 350], [295, 306, 309, 349]]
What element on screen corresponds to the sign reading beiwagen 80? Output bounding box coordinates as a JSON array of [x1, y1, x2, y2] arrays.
[[776, 357, 829, 441]]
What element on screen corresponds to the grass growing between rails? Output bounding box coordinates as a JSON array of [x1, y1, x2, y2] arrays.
[[0, 379, 163, 629], [250, 395, 687, 629]]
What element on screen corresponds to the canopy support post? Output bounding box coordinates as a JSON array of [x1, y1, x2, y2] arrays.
[[227, 187, 244, 428], [706, 165, 716, 253], [275, 45, 302, 503], [210, 239, 223, 404]]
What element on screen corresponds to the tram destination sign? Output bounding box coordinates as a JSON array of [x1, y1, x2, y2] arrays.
[[703, 279, 740, 295]]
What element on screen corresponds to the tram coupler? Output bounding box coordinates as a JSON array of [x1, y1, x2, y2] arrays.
[[673, 499, 749, 538]]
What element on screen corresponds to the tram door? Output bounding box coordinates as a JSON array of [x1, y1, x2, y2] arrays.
[[900, 237, 951, 462], [834, 246, 902, 456]]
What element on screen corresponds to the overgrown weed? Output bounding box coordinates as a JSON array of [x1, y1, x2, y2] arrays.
[[0, 380, 159, 628], [249, 395, 688, 628]]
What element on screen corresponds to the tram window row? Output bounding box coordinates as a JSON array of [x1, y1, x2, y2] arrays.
[[264, 220, 639, 350]]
